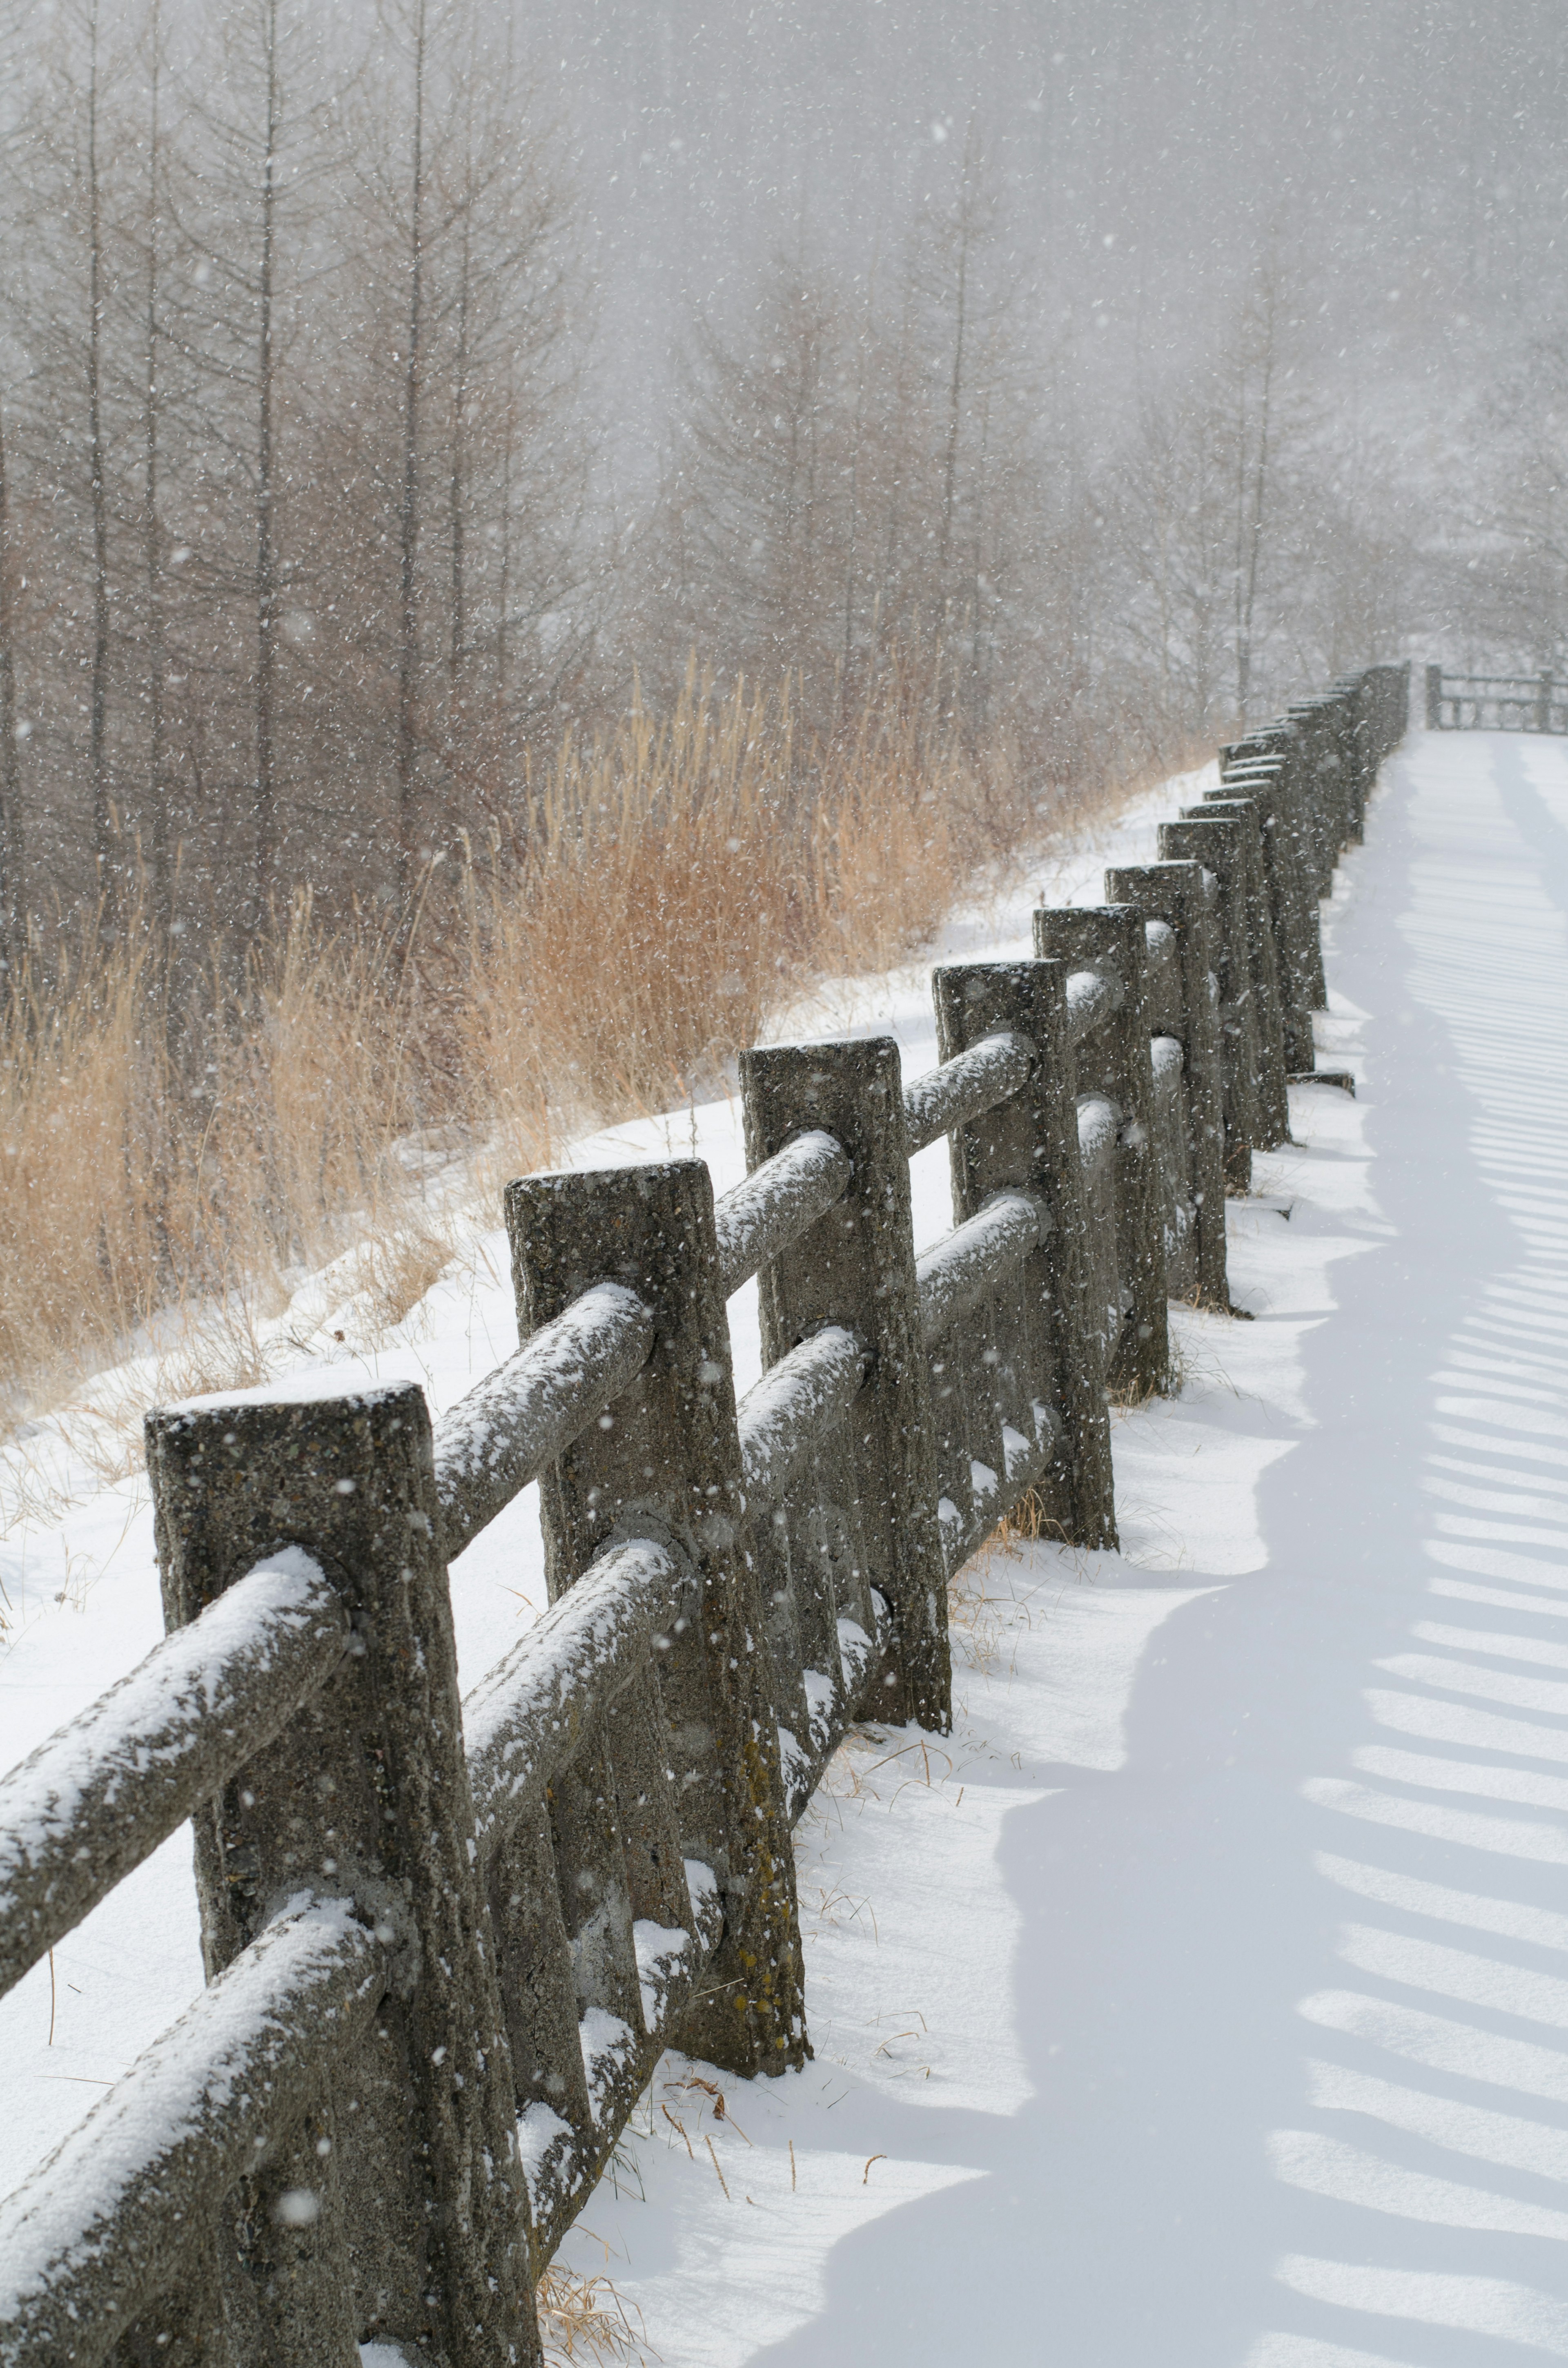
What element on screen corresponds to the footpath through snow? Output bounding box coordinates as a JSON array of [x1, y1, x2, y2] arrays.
[[6, 727, 1568, 2364]]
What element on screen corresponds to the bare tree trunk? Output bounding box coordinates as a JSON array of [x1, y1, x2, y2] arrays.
[[253, 0, 280, 918], [938, 228, 967, 594], [877, 286, 916, 657], [449, 210, 471, 692], [1235, 278, 1275, 728], [87, 0, 114, 926], [494, 379, 512, 711], [143, 2, 170, 945], [396, 0, 428, 908], [0, 395, 22, 976]]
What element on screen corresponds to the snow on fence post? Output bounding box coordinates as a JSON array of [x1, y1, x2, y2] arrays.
[[1313, 694, 1357, 855], [1206, 756, 1321, 1069], [1154, 815, 1264, 1191], [1285, 701, 1340, 897], [930, 960, 1118, 1548], [739, 1038, 953, 1734], [1341, 675, 1373, 842], [1031, 909, 1170, 1401], [1102, 863, 1230, 1313], [1221, 725, 1326, 1020], [504, 1161, 808, 2079], [143, 1380, 538, 2368], [1186, 792, 1291, 1145]]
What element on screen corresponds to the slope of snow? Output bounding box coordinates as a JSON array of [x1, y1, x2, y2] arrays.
[[20, 733, 1568, 2366]]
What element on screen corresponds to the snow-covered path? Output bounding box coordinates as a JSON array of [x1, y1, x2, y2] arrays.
[[552, 728, 1568, 2367]]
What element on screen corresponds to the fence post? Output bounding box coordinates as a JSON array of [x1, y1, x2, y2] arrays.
[[1102, 863, 1229, 1311], [1283, 705, 1335, 896], [505, 1160, 807, 2078], [1341, 676, 1371, 842], [1031, 907, 1169, 1400], [1156, 817, 1261, 1188], [1206, 763, 1320, 1070], [931, 959, 1118, 1547], [1425, 662, 1443, 730], [145, 1381, 537, 2368], [739, 1038, 953, 1730], [1189, 794, 1290, 1144]]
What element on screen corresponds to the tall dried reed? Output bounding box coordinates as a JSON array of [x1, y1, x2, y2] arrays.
[[0, 662, 1033, 1430]]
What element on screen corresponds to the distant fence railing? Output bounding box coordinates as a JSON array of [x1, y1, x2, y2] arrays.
[[1425, 663, 1568, 733], [0, 662, 1409, 2367]]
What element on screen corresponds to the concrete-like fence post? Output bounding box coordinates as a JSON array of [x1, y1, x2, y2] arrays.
[[739, 1039, 953, 1733], [505, 1161, 807, 2078], [145, 1383, 538, 2368], [1103, 863, 1229, 1311], [1206, 761, 1321, 1069], [931, 959, 1118, 1548], [1189, 794, 1291, 1145], [1286, 702, 1339, 896], [1425, 662, 1443, 730], [1156, 816, 1261, 1190], [1343, 674, 1372, 841], [1031, 908, 1169, 1400]]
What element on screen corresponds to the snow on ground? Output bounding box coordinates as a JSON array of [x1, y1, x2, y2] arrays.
[[11, 731, 1568, 2364]]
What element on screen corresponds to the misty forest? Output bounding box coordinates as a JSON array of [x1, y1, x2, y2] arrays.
[[0, 0, 1560, 1396]]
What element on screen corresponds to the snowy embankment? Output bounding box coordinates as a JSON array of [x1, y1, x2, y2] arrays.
[[7, 730, 1568, 2365]]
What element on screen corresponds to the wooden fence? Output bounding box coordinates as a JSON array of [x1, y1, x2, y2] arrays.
[[0, 661, 1409, 2368], [1425, 663, 1568, 733]]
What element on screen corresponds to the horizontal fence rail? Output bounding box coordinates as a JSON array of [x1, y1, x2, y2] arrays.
[[1425, 662, 1568, 734], [0, 661, 1410, 2368]]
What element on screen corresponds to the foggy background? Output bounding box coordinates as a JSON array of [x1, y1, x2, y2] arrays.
[[548, 0, 1566, 474], [1, 0, 1565, 953]]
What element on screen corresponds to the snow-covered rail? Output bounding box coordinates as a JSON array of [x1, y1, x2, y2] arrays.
[[0, 1550, 347, 1999], [433, 1280, 655, 1557], [1425, 662, 1568, 734], [713, 1127, 853, 1298], [902, 1027, 1035, 1151], [0, 662, 1410, 2368]]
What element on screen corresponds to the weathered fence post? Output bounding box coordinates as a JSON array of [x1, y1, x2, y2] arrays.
[[1206, 760, 1321, 1069], [1102, 863, 1229, 1311], [145, 1381, 537, 2368], [1335, 675, 1370, 843], [739, 1039, 953, 1731], [1031, 908, 1169, 1399], [1156, 816, 1261, 1189], [1425, 662, 1443, 730], [931, 960, 1118, 1548], [1190, 794, 1290, 1144], [505, 1161, 806, 2079]]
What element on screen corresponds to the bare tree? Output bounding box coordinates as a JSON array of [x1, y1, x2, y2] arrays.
[[0, 394, 21, 971], [84, 0, 113, 915], [394, 0, 429, 905], [140, 0, 170, 939]]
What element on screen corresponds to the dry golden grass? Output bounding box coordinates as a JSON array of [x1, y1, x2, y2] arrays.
[[452, 658, 985, 1169], [0, 660, 1183, 1444], [536, 2264, 652, 2365]]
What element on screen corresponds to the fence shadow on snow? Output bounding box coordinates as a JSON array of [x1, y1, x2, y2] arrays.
[[0, 664, 1410, 2366]]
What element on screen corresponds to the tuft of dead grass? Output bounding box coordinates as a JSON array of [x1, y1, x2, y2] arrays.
[[536, 2264, 653, 2365]]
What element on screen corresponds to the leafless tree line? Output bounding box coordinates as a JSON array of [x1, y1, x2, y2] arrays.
[[631, 184, 1419, 795], [0, 16, 1426, 996], [0, 0, 590, 977]]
